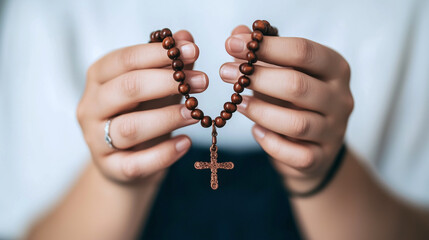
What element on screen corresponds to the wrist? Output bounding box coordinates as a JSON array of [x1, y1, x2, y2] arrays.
[[282, 144, 347, 198]]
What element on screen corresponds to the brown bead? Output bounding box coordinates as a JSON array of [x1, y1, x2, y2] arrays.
[[262, 20, 271, 28], [191, 109, 204, 120], [234, 82, 244, 93], [150, 31, 158, 42], [185, 97, 198, 110], [173, 71, 185, 82], [252, 20, 267, 34], [238, 75, 251, 87], [224, 102, 237, 113], [160, 28, 172, 39], [231, 93, 243, 104], [267, 26, 278, 36], [201, 116, 212, 128], [167, 47, 180, 59], [220, 110, 232, 120], [247, 40, 259, 51], [162, 36, 175, 49], [252, 30, 264, 42], [172, 59, 184, 71], [246, 51, 257, 63], [154, 30, 162, 41], [214, 117, 226, 128], [178, 82, 190, 94], [239, 63, 255, 75]]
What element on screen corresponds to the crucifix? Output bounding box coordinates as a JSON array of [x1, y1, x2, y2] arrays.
[[194, 123, 234, 190]]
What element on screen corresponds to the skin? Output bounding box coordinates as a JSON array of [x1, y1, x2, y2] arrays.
[[26, 26, 429, 240]]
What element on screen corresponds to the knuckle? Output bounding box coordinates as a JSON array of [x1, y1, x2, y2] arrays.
[[122, 160, 141, 179], [120, 48, 139, 70], [120, 73, 141, 98], [296, 149, 316, 170], [294, 38, 315, 65], [291, 115, 310, 137], [346, 94, 355, 114], [266, 137, 283, 158], [86, 64, 96, 81], [117, 117, 138, 140], [343, 60, 351, 79], [76, 102, 85, 125], [288, 71, 309, 98]]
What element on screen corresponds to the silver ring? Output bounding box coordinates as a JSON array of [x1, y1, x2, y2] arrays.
[[104, 119, 118, 150]]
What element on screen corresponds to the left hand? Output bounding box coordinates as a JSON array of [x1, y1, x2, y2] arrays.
[[220, 25, 354, 191]]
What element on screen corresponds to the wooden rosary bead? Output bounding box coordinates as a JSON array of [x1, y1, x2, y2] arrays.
[[252, 20, 268, 34], [224, 102, 237, 113], [247, 51, 257, 63], [201, 116, 212, 128], [233, 82, 244, 93], [162, 36, 175, 49], [247, 40, 259, 51], [167, 47, 180, 59], [214, 117, 226, 128], [160, 28, 172, 39], [231, 93, 243, 104], [251, 30, 263, 42], [178, 82, 190, 94], [150, 31, 157, 42], [262, 20, 270, 28], [239, 62, 255, 75], [220, 110, 232, 120], [173, 70, 185, 82], [238, 75, 251, 87], [154, 30, 162, 41], [191, 109, 204, 120], [172, 59, 184, 71], [267, 26, 278, 36], [185, 97, 198, 110]]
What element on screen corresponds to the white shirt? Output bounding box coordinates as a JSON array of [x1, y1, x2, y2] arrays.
[[1, 0, 428, 238]]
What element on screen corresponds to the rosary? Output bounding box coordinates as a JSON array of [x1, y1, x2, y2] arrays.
[[149, 20, 278, 190]]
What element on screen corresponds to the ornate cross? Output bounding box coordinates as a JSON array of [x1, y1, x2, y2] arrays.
[[194, 124, 234, 190]]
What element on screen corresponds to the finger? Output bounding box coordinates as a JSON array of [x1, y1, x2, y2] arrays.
[[97, 69, 208, 118], [237, 96, 326, 142], [225, 34, 348, 79], [229, 25, 252, 63], [107, 104, 197, 150], [174, 30, 196, 70], [104, 135, 191, 182], [231, 25, 252, 35], [251, 124, 324, 176], [89, 38, 199, 83], [219, 62, 332, 114]]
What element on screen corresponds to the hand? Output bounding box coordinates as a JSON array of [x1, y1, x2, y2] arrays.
[[220, 26, 354, 191], [77, 30, 208, 183]]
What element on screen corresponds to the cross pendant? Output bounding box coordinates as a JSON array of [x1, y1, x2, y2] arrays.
[[194, 145, 234, 190]]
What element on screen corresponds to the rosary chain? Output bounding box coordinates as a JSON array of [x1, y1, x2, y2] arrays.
[[149, 20, 278, 130]]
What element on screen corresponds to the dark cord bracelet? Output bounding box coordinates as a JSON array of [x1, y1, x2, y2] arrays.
[[286, 144, 347, 198]]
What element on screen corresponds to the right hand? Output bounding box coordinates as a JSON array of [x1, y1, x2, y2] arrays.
[[77, 30, 207, 183]]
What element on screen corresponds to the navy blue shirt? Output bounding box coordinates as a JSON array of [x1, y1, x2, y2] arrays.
[[140, 147, 302, 240]]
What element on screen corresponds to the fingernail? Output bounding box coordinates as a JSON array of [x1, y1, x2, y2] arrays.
[[179, 43, 196, 59], [176, 137, 191, 152], [253, 125, 266, 139], [188, 74, 206, 91], [237, 95, 249, 112], [228, 37, 245, 53], [220, 64, 239, 81], [180, 105, 194, 120]]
